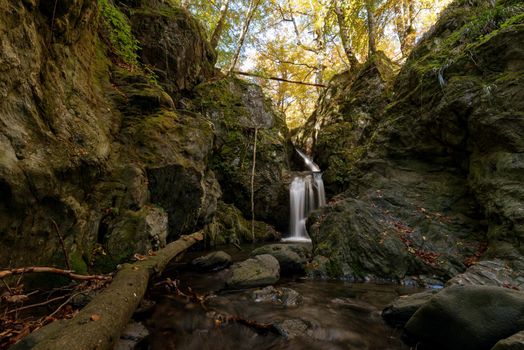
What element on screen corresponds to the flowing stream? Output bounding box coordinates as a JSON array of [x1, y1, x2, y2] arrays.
[[145, 245, 418, 350], [283, 150, 326, 242]]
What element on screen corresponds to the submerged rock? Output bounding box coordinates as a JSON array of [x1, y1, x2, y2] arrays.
[[251, 244, 311, 274], [274, 319, 312, 339], [225, 254, 280, 289], [113, 321, 150, 350], [251, 286, 302, 307], [192, 251, 232, 272], [382, 290, 439, 328], [404, 285, 524, 350]]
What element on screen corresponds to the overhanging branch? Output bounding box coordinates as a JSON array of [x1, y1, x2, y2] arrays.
[[233, 70, 327, 88]]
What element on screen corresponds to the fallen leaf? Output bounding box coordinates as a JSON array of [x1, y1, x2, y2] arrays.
[[90, 314, 101, 321]]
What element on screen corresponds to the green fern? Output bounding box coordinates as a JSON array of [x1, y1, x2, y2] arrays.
[[98, 0, 140, 65]]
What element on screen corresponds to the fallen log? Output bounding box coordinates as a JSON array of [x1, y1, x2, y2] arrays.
[[12, 231, 203, 350]]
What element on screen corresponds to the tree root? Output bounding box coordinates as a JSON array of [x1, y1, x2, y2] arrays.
[[0, 267, 109, 281]]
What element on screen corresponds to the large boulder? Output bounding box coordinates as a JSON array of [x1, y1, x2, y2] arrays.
[[225, 254, 280, 289], [204, 201, 281, 245], [382, 290, 439, 328], [404, 285, 524, 350], [251, 243, 311, 274], [492, 331, 524, 350], [191, 251, 232, 272]]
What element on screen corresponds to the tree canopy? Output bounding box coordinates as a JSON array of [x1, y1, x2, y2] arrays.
[[181, 0, 451, 129]]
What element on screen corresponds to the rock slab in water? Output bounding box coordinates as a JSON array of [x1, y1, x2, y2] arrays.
[[405, 285, 524, 350], [382, 290, 439, 328], [251, 286, 302, 307], [492, 331, 524, 350], [251, 244, 311, 274], [446, 260, 524, 291], [192, 251, 232, 271], [225, 254, 280, 289], [274, 319, 312, 339]]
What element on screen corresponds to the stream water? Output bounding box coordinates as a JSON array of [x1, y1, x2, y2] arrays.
[[144, 245, 420, 350]]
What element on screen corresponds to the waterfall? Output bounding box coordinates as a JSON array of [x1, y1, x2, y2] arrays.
[[282, 150, 326, 242]]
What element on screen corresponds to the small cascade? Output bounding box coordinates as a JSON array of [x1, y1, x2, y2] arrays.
[[283, 150, 326, 242]]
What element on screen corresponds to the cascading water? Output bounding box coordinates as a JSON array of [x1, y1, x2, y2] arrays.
[[282, 150, 326, 242]]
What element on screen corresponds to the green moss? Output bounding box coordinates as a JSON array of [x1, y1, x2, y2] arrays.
[[409, 1, 524, 78], [98, 0, 140, 65], [69, 251, 89, 274]]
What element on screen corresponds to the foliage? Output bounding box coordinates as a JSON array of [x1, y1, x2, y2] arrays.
[[171, 0, 451, 128], [98, 0, 140, 65]]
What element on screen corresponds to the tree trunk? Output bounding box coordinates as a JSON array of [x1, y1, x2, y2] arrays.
[[250, 128, 258, 242], [19, 231, 203, 350], [210, 0, 231, 50], [394, 0, 416, 58], [333, 0, 359, 68], [228, 0, 261, 74], [365, 0, 377, 58]]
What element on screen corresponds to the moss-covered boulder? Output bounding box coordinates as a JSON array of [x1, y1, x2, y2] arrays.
[[225, 254, 280, 289], [204, 201, 280, 245]]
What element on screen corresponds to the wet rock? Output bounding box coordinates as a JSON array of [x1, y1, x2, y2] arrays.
[[382, 290, 439, 328], [192, 251, 232, 272], [251, 244, 311, 274], [274, 319, 312, 339], [251, 286, 302, 307], [225, 254, 280, 289], [405, 285, 524, 350], [446, 260, 524, 291], [305, 255, 331, 279], [113, 321, 150, 350], [492, 331, 524, 350]]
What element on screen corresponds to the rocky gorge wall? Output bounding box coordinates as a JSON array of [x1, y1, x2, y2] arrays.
[[0, 0, 291, 273], [299, 0, 524, 286]]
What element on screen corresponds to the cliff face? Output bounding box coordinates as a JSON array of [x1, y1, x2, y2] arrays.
[[0, 0, 290, 272], [301, 0, 524, 284]]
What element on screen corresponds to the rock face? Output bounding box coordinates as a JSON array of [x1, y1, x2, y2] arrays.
[[129, 3, 215, 99], [300, 0, 524, 282], [0, 0, 289, 272], [404, 285, 524, 350], [225, 254, 280, 289], [193, 78, 292, 231]]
